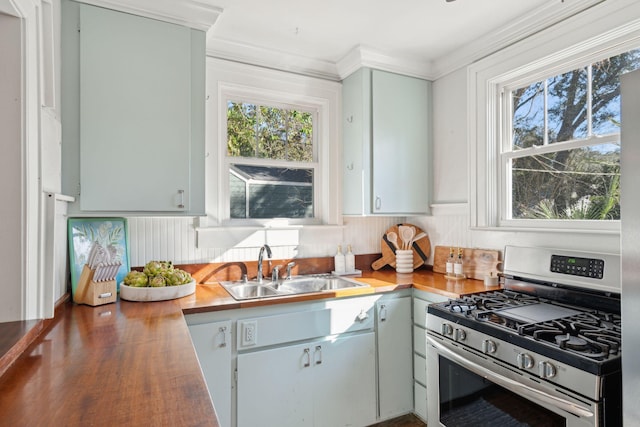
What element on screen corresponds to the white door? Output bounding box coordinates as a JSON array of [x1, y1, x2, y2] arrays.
[[188, 321, 232, 427], [377, 297, 413, 419]]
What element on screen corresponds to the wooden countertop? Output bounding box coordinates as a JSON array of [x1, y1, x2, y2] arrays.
[[0, 268, 498, 426]]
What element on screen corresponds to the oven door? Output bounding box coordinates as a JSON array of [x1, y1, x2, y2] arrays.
[[426, 333, 599, 427]]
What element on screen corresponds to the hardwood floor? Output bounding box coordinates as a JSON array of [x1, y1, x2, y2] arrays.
[[369, 414, 427, 427]]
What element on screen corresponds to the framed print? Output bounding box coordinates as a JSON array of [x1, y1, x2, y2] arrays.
[[68, 217, 129, 295]]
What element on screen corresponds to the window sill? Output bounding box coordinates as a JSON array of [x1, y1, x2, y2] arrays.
[[471, 223, 620, 235], [195, 224, 345, 249]]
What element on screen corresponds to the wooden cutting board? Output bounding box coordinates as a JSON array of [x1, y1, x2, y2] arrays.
[[371, 224, 431, 270], [432, 246, 501, 280]]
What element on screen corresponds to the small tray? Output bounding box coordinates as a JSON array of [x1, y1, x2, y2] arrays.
[[119, 280, 196, 302]]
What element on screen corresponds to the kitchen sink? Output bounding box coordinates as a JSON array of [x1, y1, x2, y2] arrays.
[[227, 284, 280, 299], [220, 274, 369, 301]]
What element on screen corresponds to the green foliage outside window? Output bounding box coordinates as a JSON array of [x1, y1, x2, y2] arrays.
[[227, 101, 313, 161], [510, 49, 640, 220]]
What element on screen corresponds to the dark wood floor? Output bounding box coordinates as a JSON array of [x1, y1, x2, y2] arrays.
[[369, 414, 427, 427]]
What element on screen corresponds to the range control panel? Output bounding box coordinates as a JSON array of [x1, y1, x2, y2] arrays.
[[550, 255, 604, 279]]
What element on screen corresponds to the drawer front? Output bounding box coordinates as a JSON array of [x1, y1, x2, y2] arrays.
[[414, 352, 427, 386], [413, 298, 429, 328], [237, 296, 376, 350], [413, 325, 426, 357]]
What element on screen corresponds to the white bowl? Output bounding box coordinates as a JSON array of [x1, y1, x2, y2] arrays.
[[119, 279, 196, 302]]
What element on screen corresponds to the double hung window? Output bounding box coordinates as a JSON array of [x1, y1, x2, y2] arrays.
[[226, 101, 317, 220], [503, 49, 640, 222]]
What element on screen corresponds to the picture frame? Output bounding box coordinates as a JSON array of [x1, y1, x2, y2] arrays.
[[68, 217, 130, 295]]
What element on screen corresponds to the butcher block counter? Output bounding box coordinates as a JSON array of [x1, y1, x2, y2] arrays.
[[0, 266, 499, 426]]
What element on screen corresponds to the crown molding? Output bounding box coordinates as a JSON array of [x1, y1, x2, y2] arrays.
[[430, 0, 607, 79], [206, 38, 342, 81], [72, 0, 222, 32], [336, 46, 433, 80]]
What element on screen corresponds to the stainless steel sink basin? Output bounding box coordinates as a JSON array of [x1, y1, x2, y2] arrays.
[[220, 274, 369, 301], [228, 284, 280, 299], [278, 276, 367, 293]]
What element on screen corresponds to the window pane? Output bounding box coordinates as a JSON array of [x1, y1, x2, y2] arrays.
[[591, 49, 640, 135], [512, 81, 545, 149], [511, 143, 620, 220], [258, 106, 287, 159], [227, 102, 257, 157], [229, 164, 313, 219], [287, 110, 313, 162], [230, 172, 247, 218], [548, 68, 588, 142]]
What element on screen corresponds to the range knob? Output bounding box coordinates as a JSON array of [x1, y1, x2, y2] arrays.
[[441, 323, 454, 336], [517, 353, 535, 369], [482, 339, 497, 354], [538, 361, 557, 379], [453, 328, 467, 342]]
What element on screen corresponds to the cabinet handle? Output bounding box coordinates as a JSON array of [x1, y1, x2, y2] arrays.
[[218, 326, 227, 348], [303, 348, 311, 367], [380, 304, 387, 322], [356, 309, 369, 322], [375, 196, 381, 210], [177, 189, 185, 209], [315, 345, 323, 365]]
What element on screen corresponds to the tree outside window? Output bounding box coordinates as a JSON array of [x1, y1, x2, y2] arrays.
[[507, 48, 640, 220]]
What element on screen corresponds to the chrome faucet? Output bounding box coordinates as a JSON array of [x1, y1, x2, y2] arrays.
[[285, 261, 296, 280], [256, 244, 272, 284]]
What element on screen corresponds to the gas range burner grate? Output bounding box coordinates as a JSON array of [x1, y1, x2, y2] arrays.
[[518, 312, 621, 360], [445, 290, 540, 314]]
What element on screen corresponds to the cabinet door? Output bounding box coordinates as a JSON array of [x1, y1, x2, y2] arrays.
[[377, 297, 413, 419], [79, 4, 195, 211], [313, 332, 377, 427], [372, 70, 430, 214], [342, 68, 372, 215], [188, 321, 232, 427], [237, 342, 314, 427]]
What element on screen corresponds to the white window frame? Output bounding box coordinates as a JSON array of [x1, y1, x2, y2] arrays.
[[469, 6, 640, 233], [203, 58, 342, 229]]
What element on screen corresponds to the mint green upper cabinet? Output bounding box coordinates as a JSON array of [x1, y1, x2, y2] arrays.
[[342, 68, 431, 215], [62, 2, 205, 213]]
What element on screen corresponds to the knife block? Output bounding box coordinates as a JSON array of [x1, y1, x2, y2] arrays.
[[74, 265, 117, 306]]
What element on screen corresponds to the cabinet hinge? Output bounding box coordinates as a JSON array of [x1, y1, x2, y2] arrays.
[[234, 368, 238, 384]]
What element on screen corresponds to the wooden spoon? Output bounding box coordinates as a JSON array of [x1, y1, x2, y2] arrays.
[[387, 231, 399, 250], [400, 226, 415, 250]]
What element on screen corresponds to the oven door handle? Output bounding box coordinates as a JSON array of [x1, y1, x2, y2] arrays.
[[427, 336, 594, 419]]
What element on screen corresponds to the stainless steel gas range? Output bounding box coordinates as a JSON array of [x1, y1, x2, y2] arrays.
[[426, 246, 622, 427]]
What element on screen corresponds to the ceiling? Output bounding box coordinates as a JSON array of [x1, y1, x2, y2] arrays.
[[202, 0, 604, 80], [84, 0, 606, 80]]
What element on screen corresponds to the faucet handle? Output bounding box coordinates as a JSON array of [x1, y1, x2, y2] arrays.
[[272, 265, 281, 283], [286, 261, 296, 280]]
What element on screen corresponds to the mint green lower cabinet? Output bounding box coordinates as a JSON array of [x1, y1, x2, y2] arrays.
[[188, 320, 232, 427], [376, 296, 413, 419], [236, 332, 376, 427]]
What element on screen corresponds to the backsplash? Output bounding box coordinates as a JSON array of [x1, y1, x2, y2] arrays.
[[126, 208, 472, 267]]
